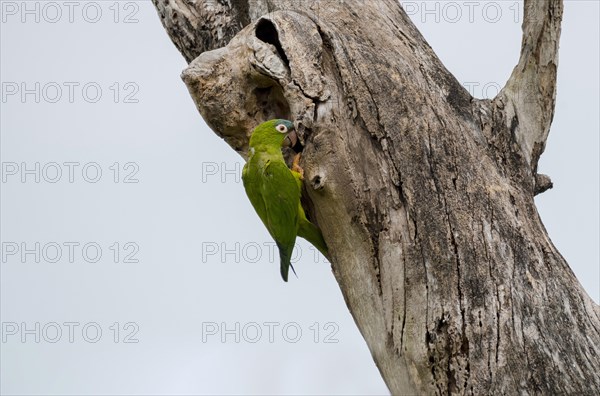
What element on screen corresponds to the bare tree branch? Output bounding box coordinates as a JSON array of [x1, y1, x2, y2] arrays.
[[500, 0, 563, 172], [152, 0, 250, 63]]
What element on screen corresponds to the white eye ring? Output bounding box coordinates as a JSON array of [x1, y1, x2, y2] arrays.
[[277, 124, 288, 134]]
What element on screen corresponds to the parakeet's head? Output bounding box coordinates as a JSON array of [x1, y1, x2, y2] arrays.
[[248, 119, 296, 150]]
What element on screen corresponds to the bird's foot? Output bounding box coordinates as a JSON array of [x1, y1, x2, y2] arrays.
[[292, 153, 304, 180]]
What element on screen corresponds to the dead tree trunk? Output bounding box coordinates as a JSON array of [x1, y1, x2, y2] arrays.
[[153, 0, 600, 393]]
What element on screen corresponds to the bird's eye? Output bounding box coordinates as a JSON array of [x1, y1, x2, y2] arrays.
[[277, 124, 288, 133]]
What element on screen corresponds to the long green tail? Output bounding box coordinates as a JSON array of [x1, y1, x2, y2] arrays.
[[298, 218, 328, 258], [277, 242, 296, 282]]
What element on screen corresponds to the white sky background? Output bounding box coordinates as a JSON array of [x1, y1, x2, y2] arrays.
[[0, 0, 597, 395]]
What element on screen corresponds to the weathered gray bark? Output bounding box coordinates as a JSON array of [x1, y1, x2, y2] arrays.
[[153, 0, 600, 394]]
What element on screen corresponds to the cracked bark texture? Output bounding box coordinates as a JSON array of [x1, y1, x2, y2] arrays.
[[153, 0, 600, 394]]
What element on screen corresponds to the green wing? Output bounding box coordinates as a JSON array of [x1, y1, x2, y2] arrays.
[[261, 160, 301, 280], [243, 160, 299, 240], [260, 160, 300, 240], [243, 158, 301, 281]]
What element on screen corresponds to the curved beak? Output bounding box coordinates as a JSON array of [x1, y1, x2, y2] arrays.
[[282, 130, 298, 148]]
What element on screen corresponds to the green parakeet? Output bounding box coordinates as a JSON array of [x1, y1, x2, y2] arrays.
[[242, 119, 328, 281]]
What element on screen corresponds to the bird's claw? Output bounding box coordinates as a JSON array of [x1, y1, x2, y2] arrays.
[[292, 153, 304, 180]]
